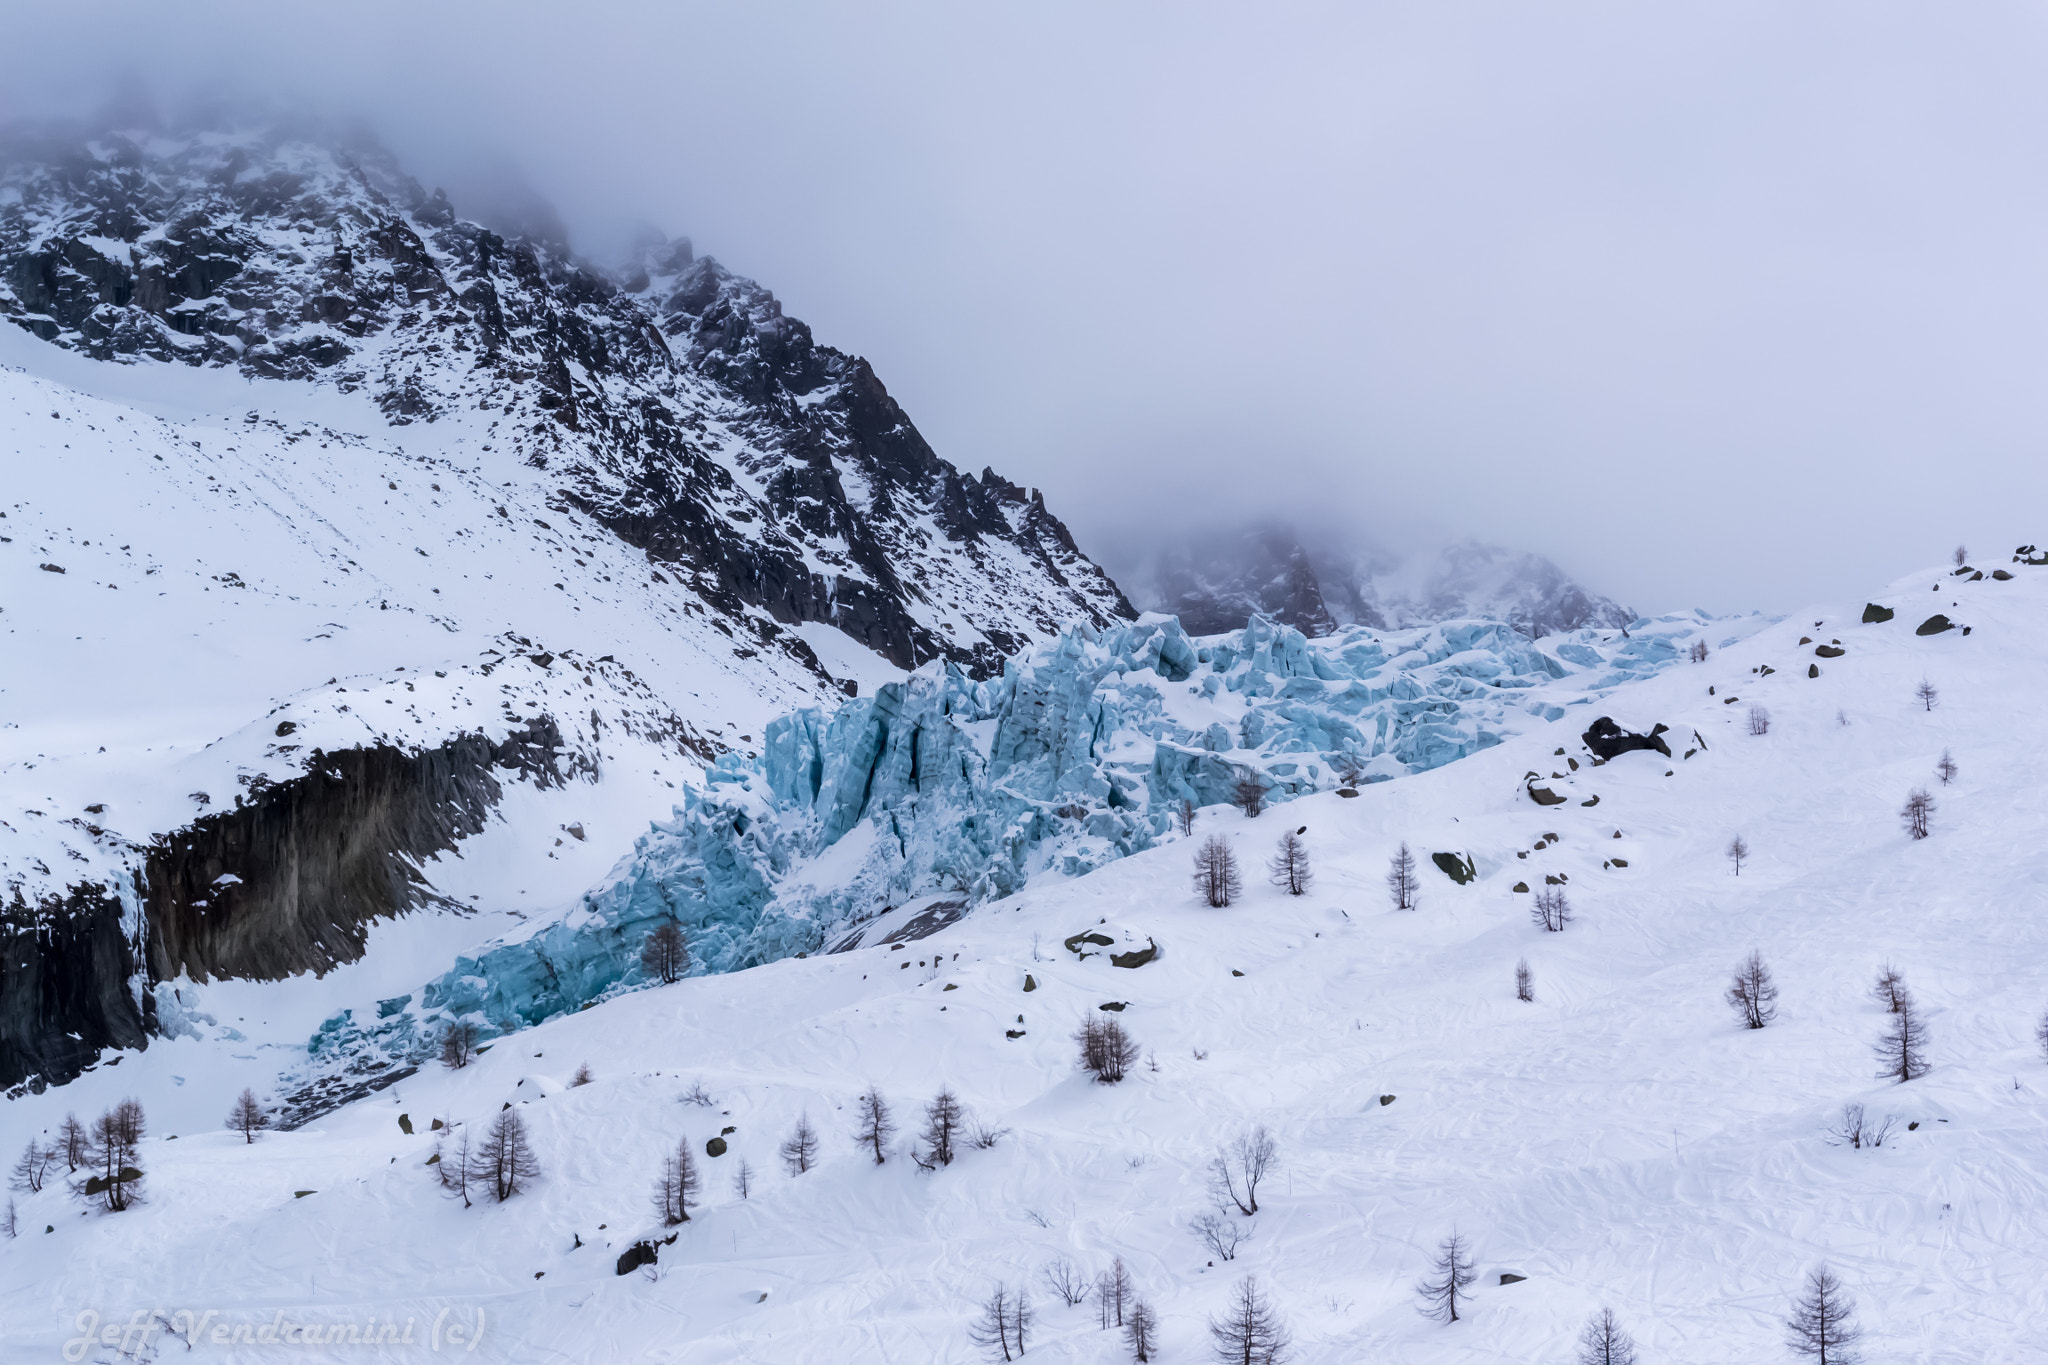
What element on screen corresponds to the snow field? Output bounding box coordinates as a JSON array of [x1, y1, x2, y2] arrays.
[[6, 558, 2047, 1361]]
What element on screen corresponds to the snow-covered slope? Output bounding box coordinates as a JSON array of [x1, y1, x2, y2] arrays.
[[6, 554, 2040, 1361]]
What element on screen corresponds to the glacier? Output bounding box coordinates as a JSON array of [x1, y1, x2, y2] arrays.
[[301, 608, 1756, 1090]]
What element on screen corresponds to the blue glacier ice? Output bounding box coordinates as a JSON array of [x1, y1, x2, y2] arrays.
[[304, 608, 1758, 1068]]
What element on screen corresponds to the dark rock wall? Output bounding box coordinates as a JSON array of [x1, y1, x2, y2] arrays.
[[0, 721, 571, 1092]]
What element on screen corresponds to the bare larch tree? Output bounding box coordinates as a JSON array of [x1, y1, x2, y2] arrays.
[[1531, 886, 1572, 932], [226, 1088, 269, 1143], [642, 920, 690, 984], [1387, 841, 1419, 911], [470, 1109, 540, 1202], [918, 1088, 965, 1169], [1786, 1263, 1863, 1364], [1209, 1274, 1290, 1365], [652, 1139, 701, 1225], [1125, 1297, 1158, 1362], [1952, 543, 1969, 568], [780, 1112, 820, 1175], [85, 1099, 146, 1212], [854, 1086, 896, 1165], [1268, 829, 1312, 895], [1515, 958, 1534, 1003], [968, 1283, 1021, 1363], [1870, 965, 1908, 1014], [1210, 1126, 1277, 1216], [1416, 1229, 1476, 1324], [439, 1021, 479, 1070], [1576, 1307, 1639, 1365], [1876, 993, 1929, 1083], [1727, 833, 1749, 875], [56, 1113, 87, 1171], [9, 1141, 50, 1193], [1747, 704, 1771, 736], [1915, 677, 1939, 712], [1231, 768, 1269, 818], [1935, 749, 1958, 786], [1193, 834, 1243, 908], [1726, 949, 1780, 1030], [1176, 797, 1198, 836], [1097, 1256, 1133, 1329], [1901, 787, 1934, 840]]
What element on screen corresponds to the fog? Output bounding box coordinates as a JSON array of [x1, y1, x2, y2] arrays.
[[10, 2, 2048, 614]]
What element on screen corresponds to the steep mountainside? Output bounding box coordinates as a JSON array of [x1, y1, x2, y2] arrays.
[[0, 123, 1130, 677], [1137, 525, 1634, 639], [0, 122, 1129, 1092]]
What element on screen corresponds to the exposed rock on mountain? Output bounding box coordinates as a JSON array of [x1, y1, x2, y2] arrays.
[[1130, 524, 1634, 639], [0, 123, 1131, 678]]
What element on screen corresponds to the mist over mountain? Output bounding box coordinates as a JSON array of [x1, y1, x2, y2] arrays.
[[1119, 523, 1635, 639]]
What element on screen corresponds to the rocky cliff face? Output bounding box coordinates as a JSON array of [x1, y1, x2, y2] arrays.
[[0, 123, 1131, 678]]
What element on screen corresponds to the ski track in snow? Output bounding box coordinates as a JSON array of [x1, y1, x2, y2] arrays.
[[3, 551, 2044, 1361]]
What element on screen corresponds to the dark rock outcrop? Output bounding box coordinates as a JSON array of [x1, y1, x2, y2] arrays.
[[1, 721, 570, 1092], [1581, 717, 1672, 760], [0, 881, 154, 1094]]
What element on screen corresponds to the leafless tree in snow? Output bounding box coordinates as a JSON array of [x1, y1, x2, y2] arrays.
[[56, 1113, 87, 1171], [1268, 830, 1312, 896], [1077, 1016, 1140, 1084], [916, 1088, 965, 1169], [1096, 1256, 1133, 1329], [9, 1141, 50, 1193], [1387, 841, 1419, 911], [1193, 834, 1243, 908], [1176, 797, 1198, 836], [1515, 958, 1534, 1003], [1531, 886, 1573, 932], [1209, 1126, 1277, 1215], [1689, 638, 1710, 663], [1415, 1229, 1477, 1324], [1827, 1103, 1895, 1150], [969, 1283, 1028, 1363], [854, 1086, 896, 1164], [1209, 1274, 1290, 1364], [642, 920, 690, 984], [226, 1088, 269, 1143], [1871, 965, 1909, 1015], [436, 1124, 475, 1207], [1231, 767, 1269, 818], [1727, 833, 1749, 875], [1935, 749, 1958, 786], [1953, 543, 1969, 568], [1125, 1297, 1158, 1361], [1194, 1211, 1249, 1261], [1726, 949, 1780, 1029], [1876, 994, 1929, 1083], [1901, 787, 1935, 840], [1786, 1263, 1863, 1364], [470, 1109, 540, 1202], [1576, 1307, 1638, 1365], [571, 1061, 593, 1086], [732, 1157, 755, 1199], [1915, 677, 1939, 712], [1332, 750, 1369, 786], [780, 1112, 820, 1175], [1747, 704, 1771, 736], [1043, 1257, 1090, 1307], [439, 1020, 479, 1069], [83, 1099, 146, 1212], [681, 1079, 717, 1107], [1, 1196, 15, 1239], [651, 1140, 701, 1225]]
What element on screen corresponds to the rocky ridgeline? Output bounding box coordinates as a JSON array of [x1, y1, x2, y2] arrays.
[[0, 123, 1129, 676], [302, 607, 1735, 1088]]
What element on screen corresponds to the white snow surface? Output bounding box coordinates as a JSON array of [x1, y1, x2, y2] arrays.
[[4, 555, 2043, 1361]]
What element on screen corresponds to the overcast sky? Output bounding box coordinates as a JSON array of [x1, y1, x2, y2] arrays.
[[10, 2, 2048, 615]]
